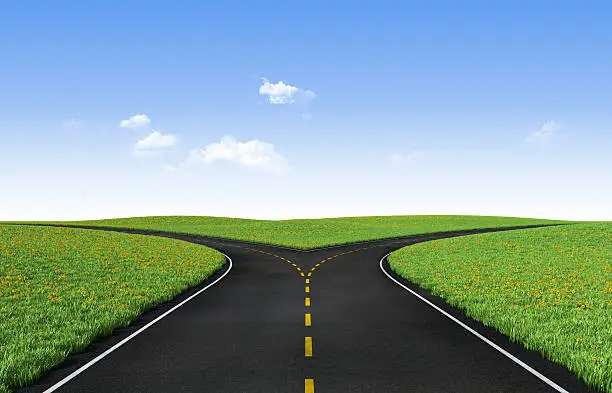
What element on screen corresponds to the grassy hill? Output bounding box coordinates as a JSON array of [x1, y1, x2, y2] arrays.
[[0, 225, 225, 393], [4, 215, 575, 249], [389, 222, 612, 392]]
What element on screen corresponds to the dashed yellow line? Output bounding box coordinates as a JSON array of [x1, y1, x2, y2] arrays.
[[305, 337, 313, 357], [249, 245, 391, 391], [224, 240, 398, 392], [247, 248, 307, 278], [252, 243, 396, 392], [305, 378, 315, 392]]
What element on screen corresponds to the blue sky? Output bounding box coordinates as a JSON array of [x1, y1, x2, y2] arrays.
[[1, 1, 611, 221]]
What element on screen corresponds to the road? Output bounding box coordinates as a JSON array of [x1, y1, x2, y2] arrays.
[[17, 225, 598, 393]]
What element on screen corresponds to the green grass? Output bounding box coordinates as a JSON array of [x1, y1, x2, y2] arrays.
[[1, 215, 606, 392], [5, 214, 575, 249], [0, 225, 225, 393], [388, 222, 612, 392]]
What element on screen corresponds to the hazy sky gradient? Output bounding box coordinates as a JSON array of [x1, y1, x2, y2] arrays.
[[1, 1, 611, 221]]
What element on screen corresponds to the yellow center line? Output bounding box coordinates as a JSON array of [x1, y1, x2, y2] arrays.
[[305, 297, 310, 306], [305, 337, 313, 357], [305, 378, 315, 392], [305, 286, 310, 293], [305, 313, 311, 326]]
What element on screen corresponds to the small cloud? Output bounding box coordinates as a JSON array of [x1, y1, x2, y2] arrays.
[[134, 131, 177, 155], [388, 151, 423, 164], [295, 89, 316, 103], [259, 78, 315, 105], [526, 121, 558, 142], [182, 136, 291, 174], [62, 118, 80, 130], [120, 114, 151, 129]]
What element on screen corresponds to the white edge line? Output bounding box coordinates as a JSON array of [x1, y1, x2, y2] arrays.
[[42, 252, 233, 393], [379, 252, 570, 393]]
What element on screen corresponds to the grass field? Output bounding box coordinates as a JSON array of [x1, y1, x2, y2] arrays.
[[0, 225, 225, 393], [0, 215, 607, 392], [388, 222, 612, 392], [6, 215, 574, 249]]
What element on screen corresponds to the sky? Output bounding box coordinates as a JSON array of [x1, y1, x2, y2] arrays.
[[1, 1, 611, 221]]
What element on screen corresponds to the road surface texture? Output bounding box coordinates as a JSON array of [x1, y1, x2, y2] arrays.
[[15, 224, 599, 393]]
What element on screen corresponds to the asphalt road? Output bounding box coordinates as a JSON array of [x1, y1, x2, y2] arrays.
[[17, 224, 598, 393]]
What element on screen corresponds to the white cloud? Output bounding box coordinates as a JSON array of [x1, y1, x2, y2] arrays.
[[120, 114, 151, 129], [184, 136, 291, 174], [526, 121, 558, 142], [134, 131, 177, 154], [388, 151, 423, 164], [259, 78, 315, 105]]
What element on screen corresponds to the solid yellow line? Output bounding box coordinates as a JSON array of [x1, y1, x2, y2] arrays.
[[305, 297, 310, 306], [305, 279, 310, 284], [305, 337, 313, 357], [305, 313, 311, 326], [305, 286, 310, 293], [305, 378, 315, 393]]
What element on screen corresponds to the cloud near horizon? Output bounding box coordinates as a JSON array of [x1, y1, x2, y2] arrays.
[[181, 136, 291, 174], [526, 121, 558, 142], [120, 114, 151, 129], [134, 131, 177, 155]]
